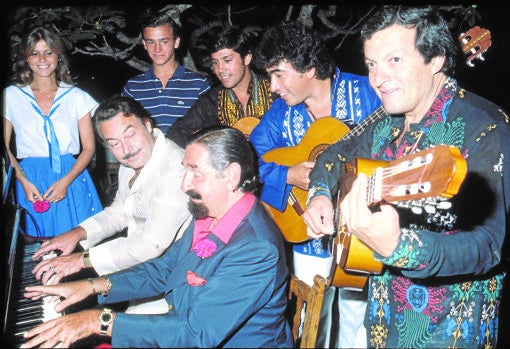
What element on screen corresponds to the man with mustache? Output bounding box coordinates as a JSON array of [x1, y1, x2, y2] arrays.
[[23, 127, 293, 348], [30, 95, 191, 315]]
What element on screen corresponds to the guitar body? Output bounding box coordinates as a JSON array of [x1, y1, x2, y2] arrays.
[[232, 116, 261, 138], [331, 145, 467, 290], [332, 158, 386, 290], [262, 117, 350, 243]]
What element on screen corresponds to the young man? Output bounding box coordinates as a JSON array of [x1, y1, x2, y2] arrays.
[[121, 7, 210, 133], [23, 127, 293, 348], [166, 26, 275, 147], [31, 96, 191, 314], [250, 22, 381, 348], [304, 5, 510, 348]]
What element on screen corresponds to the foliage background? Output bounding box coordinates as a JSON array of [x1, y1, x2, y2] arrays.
[[3, 2, 510, 114]]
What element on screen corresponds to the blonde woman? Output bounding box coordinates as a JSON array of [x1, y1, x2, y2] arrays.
[[3, 27, 102, 238]]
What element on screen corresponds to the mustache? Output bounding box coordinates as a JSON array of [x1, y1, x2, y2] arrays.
[[122, 150, 140, 161], [185, 190, 202, 200]]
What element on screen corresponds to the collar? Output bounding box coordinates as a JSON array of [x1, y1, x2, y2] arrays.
[[193, 192, 256, 245], [147, 64, 185, 79]]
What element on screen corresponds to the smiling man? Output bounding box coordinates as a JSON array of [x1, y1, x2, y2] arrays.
[[250, 21, 381, 349], [166, 25, 275, 147], [31, 95, 191, 315], [303, 5, 510, 348], [121, 7, 210, 134]]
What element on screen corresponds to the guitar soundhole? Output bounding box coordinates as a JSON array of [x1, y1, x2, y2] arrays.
[[309, 144, 329, 161]]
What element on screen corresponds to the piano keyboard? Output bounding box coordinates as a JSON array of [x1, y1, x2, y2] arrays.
[[3, 241, 62, 348]]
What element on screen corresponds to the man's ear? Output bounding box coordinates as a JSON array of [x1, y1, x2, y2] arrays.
[[174, 36, 181, 50], [305, 67, 316, 79], [225, 162, 242, 191], [144, 119, 153, 133], [244, 52, 253, 66], [430, 55, 446, 74]]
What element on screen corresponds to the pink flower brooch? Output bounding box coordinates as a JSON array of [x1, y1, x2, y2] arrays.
[[186, 271, 207, 286], [193, 239, 217, 259], [34, 200, 50, 213]]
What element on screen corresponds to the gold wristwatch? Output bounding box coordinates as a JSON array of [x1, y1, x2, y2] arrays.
[[99, 308, 113, 336]]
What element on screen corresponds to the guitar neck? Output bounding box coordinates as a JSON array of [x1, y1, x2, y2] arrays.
[[340, 105, 387, 141]]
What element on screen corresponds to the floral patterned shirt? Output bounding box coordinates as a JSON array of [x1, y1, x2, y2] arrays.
[[308, 78, 510, 348]]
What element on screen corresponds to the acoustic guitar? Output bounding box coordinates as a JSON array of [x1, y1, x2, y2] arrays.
[[262, 106, 388, 243], [232, 116, 261, 138], [330, 144, 468, 290]]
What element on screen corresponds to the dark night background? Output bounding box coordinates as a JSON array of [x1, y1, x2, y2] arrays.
[[2, 1, 510, 349]]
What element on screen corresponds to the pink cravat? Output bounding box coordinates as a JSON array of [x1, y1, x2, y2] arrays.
[[191, 217, 216, 250]]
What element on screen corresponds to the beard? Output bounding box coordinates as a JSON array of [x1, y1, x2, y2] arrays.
[[186, 190, 209, 219]]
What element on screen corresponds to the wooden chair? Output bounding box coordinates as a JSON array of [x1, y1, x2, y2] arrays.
[[287, 274, 327, 348]]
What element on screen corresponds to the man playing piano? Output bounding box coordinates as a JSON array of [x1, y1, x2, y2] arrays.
[[30, 95, 191, 315], [22, 127, 293, 348]]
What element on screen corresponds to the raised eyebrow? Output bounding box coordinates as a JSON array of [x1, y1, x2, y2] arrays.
[[121, 124, 135, 133]]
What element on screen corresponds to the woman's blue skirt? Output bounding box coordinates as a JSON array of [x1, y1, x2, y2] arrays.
[[16, 154, 103, 238]]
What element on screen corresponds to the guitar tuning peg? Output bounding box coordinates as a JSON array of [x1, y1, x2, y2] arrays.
[[424, 204, 436, 214], [411, 206, 423, 215], [436, 201, 452, 210]]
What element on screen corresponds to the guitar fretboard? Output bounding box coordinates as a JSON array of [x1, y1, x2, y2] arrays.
[[340, 105, 387, 141]]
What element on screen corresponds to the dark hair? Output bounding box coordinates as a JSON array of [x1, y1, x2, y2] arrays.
[[254, 22, 335, 80], [12, 27, 73, 86], [93, 95, 153, 141], [205, 26, 254, 59], [361, 5, 461, 76], [187, 127, 260, 193], [139, 7, 181, 38]]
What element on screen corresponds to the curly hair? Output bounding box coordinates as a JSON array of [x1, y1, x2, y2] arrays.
[[361, 5, 462, 76], [254, 22, 335, 80], [12, 27, 73, 86]]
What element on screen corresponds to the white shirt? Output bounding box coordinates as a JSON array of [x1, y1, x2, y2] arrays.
[[3, 83, 97, 158], [79, 129, 191, 275]]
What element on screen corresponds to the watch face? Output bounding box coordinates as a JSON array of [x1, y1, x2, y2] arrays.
[[100, 312, 113, 324]]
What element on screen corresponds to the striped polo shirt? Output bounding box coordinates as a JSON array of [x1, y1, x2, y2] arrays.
[[122, 65, 210, 133]]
